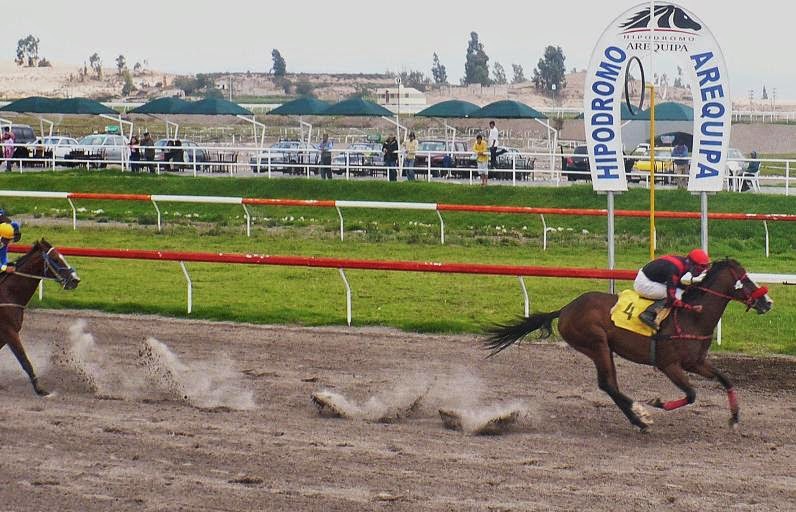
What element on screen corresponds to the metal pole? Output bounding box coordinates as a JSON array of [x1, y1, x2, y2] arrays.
[[67, 198, 77, 230], [518, 276, 530, 318], [336, 206, 344, 241], [700, 192, 708, 251], [607, 191, 616, 294], [338, 268, 352, 326], [436, 211, 445, 245], [648, 83, 656, 259], [179, 262, 192, 314]]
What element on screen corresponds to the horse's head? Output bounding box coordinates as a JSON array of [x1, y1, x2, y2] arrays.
[[26, 239, 80, 290], [699, 259, 773, 314]]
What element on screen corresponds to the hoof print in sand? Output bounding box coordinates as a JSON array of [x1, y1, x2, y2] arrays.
[[438, 408, 520, 435]]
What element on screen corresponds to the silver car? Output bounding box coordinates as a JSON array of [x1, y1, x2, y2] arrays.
[[250, 140, 319, 174], [73, 134, 129, 168]]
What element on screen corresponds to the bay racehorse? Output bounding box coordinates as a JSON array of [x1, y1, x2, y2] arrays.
[[484, 259, 772, 431], [0, 239, 80, 395]]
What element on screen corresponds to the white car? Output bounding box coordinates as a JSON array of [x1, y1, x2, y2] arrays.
[[73, 134, 130, 167], [33, 136, 80, 161]]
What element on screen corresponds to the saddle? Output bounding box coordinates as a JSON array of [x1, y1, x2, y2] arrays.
[[611, 290, 671, 336]]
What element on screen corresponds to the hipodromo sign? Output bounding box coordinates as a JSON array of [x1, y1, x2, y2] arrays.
[[584, 2, 731, 193]]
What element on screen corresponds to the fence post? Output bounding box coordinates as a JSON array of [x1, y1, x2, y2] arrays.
[[518, 276, 529, 317], [436, 211, 445, 245], [192, 148, 197, 177], [787, 161, 790, 196], [179, 262, 192, 314], [512, 153, 517, 186], [338, 268, 352, 326], [152, 199, 162, 232], [336, 206, 344, 241]]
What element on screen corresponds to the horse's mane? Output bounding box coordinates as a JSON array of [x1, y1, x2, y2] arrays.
[[12, 239, 48, 267], [682, 258, 742, 301]]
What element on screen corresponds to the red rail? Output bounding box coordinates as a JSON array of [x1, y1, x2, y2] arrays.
[[10, 245, 638, 280]]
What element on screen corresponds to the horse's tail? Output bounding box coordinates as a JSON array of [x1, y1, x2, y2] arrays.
[[483, 310, 561, 357]]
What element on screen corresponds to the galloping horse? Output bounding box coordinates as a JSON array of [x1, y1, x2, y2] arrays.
[[0, 239, 80, 396], [484, 259, 772, 431]]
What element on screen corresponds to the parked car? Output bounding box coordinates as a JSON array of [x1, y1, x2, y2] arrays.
[[414, 140, 475, 177], [31, 136, 80, 161], [331, 142, 383, 175], [69, 134, 129, 168], [250, 140, 319, 173], [153, 138, 209, 169], [561, 145, 591, 181], [493, 147, 535, 179]]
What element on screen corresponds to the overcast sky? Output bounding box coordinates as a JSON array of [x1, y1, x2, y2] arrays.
[[1, 0, 787, 101]]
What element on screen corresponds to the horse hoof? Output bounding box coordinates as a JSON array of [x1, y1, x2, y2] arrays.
[[638, 424, 651, 434], [728, 418, 739, 430], [646, 398, 664, 409], [35, 388, 51, 397]]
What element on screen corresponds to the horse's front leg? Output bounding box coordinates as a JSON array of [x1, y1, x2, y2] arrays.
[[691, 360, 739, 428], [4, 332, 49, 396], [646, 362, 696, 412]]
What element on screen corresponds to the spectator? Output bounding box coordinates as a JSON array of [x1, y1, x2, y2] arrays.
[[319, 133, 333, 179], [473, 133, 490, 187], [173, 139, 184, 171], [2, 126, 15, 171], [141, 132, 155, 173], [488, 120, 499, 170], [671, 142, 689, 188], [404, 132, 418, 181], [741, 150, 760, 192], [164, 140, 176, 170], [129, 135, 141, 172], [383, 135, 399, 181]]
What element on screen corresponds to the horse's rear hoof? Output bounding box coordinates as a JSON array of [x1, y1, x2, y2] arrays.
[[638, 424, 651, 434], [35, 388, 51, 397]]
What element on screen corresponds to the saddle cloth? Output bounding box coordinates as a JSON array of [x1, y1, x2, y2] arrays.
[[610, 290, 670, 337]]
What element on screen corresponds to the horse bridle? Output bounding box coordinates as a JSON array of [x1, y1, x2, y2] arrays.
[[13, 247, 75, 288], [695, 268, 769, 311]]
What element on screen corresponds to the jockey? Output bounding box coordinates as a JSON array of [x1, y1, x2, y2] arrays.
[[633, 248, 710, 328], [0, 220, 21, 274]]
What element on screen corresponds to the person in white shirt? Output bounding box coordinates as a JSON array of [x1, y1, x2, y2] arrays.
[[488, 121, 500, 169]]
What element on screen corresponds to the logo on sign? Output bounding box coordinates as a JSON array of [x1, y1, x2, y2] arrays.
[[620, 4, 702, 33]]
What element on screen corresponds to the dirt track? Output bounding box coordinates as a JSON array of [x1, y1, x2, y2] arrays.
[[0, 309, 793, 512]]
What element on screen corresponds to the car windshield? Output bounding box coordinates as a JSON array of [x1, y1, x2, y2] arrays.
[[79, 135, 105, 145], [419, 142, 446, 151]]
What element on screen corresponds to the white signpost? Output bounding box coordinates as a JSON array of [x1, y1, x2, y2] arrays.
[[584, 1, 732, 287]]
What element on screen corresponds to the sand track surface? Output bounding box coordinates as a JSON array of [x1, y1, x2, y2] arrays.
[[0, 309, 793, 511]]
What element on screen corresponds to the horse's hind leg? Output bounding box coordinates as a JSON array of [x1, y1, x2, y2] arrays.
[[691, 360, 739, 427], [5, 333, 49, 396], [591, 345, 651, 431]]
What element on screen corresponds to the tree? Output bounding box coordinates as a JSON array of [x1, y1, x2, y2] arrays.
[[121, 69, 135, 96], [133, 62, 142, 75], [89, 53, 102, 79], [271, 49, 286, 77], [762, 85, 768, 100], [115, 55, 126, 76], [15, 35, 40, 67], [531, 45, 567, 96], [398, 70, 431, 92], [463, 32, 490, 86], [511, 64, 526, 84], [431, 53, 448, 85], [295, 81, 314, 97], [492, 62, 507, 85]]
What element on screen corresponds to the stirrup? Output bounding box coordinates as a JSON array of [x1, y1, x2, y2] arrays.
[[639, 312, 658, 329]]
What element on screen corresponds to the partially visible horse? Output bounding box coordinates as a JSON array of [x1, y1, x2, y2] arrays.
[[0, 239, 80, 395], [484, 259, 772, 431]]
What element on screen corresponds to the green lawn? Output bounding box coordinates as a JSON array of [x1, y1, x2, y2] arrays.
[[2, 170, 794, 355]]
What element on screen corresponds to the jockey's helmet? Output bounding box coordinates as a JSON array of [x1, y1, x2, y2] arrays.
[[0, 222, 14, 240], [687, 248, 710, 270]]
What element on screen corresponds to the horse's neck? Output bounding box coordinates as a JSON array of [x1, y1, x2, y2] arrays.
[[0, 256, 44, 305], [690, 281, 734, 334]]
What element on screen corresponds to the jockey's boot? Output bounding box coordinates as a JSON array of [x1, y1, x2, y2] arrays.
[[639, 299, 667, 329]]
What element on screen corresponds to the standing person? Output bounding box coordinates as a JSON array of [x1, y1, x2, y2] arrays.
[[383, 135, 399, 181], [671, 141, 689, 188], [633, 249, 710, 329], [488, 120, 499, 170], [404, 132, 418, 181], [0, 217, 21, 274], [319, 133, 333, 179], [141, 131, 155, 173], [473, 133, 490, 187], [2, 126, 16, 172], [129, 135, 141, 172]]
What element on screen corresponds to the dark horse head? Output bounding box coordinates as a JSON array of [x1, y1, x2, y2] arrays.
[[15, 239, 80, 290], [684, 259, 773, 314], [621, 4, 702, 32]]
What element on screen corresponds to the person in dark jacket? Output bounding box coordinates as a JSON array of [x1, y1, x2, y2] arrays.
[[633, 248, 711, 328], [382, 135, 399, 181]]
